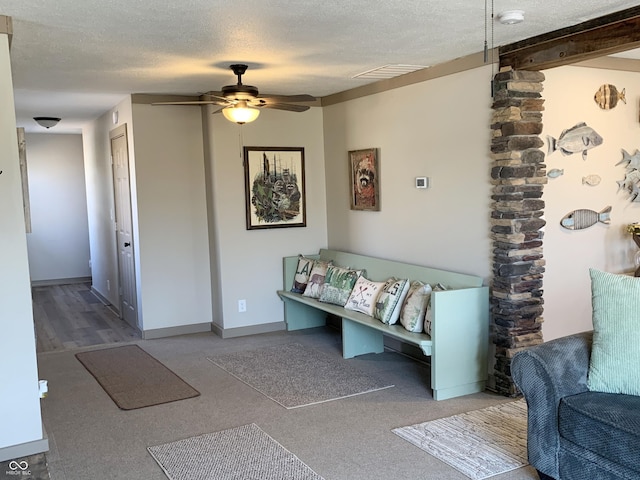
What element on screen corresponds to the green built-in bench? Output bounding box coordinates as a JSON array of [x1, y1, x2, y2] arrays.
[[277, 249, 489, 400]]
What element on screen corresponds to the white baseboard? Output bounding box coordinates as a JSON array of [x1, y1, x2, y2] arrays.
[[31, 277, 91, 287], [0, 436, 48, 463]]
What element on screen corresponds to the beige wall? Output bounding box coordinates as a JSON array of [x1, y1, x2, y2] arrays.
[[205, 107, 327, 332], [83, 97, 132, 308], [0, 33, 44, 457], [26, 133, 90, 282], [542, 65, 640, 340], [130, 103, 212, 332], [322, 65, 494, 280]]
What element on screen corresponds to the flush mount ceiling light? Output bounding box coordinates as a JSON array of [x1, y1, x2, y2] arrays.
[[33, 116, 61, 129], [221, 101, 260, 125], [497, 10, 525, 25]]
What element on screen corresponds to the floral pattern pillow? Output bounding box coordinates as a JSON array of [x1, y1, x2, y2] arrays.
[[374, 277, 410, 325], [318, 265, 364, 306], [344, 276, 386, 316]]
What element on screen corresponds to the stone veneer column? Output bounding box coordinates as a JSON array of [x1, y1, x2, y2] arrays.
[[490, 68, 547, 396]]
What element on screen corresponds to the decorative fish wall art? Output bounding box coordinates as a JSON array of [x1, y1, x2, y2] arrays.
[[582, 174, 601, 186], [618, 169, 640, 202], [547, 122, 603, 160], [616, 149, 640, 169], [547, 168, 564, 178], [594, 84, 626, 110], [616, 149, 640, 202], [560, 206, 611, 230]]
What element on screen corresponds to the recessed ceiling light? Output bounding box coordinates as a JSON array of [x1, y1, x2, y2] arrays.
[[497, 10, 525, 25]]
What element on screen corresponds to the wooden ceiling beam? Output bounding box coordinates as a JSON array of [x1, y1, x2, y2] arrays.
[[0, 16, 13, 48], [499, 6, 640, 71]]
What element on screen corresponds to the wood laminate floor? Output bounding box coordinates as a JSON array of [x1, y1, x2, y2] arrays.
[[33, 283, 140, 353]]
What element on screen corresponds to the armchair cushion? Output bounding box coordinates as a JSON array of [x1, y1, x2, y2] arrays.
[[559, 391, 640, 474]]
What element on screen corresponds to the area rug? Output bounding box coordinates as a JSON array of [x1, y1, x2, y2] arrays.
[[148, 423, 324, 480], [75, 344, 200, 410], [207, 343, 393, 409], [393, 399, 528, 480]]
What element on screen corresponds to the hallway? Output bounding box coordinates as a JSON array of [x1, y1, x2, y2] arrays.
[[32, 282, 139, 353]]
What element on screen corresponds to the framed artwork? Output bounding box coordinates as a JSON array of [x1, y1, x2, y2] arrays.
[[243, 147, 306, 230], [349, 148, 380, 211]]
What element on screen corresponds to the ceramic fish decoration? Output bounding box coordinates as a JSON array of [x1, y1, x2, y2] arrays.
[[547, 122, 603, 161], [594, 84, 626, 110], [617, 169, 640, 201], [547, 168, 564, 178], [616, 149, 640, 170], [582, 174, 601, 186], [560, 206, 611, 230]]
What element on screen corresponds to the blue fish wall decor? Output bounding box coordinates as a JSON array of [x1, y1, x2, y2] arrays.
[[560, 206, 611, 230], [616, 149, 640, 170], [547, 122, 603, 161]]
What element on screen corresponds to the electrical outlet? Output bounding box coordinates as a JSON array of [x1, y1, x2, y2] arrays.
[[238, 299, 247, 313], [107, 279, 110, 291]]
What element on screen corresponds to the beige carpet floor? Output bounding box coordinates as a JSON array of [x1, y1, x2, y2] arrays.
[[38, 328, 539, 480]]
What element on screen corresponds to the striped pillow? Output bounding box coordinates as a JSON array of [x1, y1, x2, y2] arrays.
[[587, 269, 640, 396]]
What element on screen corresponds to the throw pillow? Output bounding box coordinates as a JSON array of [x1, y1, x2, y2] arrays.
[[374, 277, 410, 325], [318, 265, 364, 306], [424, 283, 447, 336], [345, 276, 386, 316], [587, 269, 640, 396], [302, 260, 332, 299], [399, 281, 432, 333], [290, 255, 315, 293]]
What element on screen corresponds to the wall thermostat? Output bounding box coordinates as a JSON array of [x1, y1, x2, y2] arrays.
[[415, 177, 429, 189]]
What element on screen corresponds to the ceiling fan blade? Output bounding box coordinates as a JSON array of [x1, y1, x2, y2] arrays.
[[202, 91, 229, 101], [260, 103, 310, 112], [152, 100, 226, 106], [257, 94, 316, 103]]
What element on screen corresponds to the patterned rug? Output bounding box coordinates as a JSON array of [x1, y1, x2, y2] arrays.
[[207, 343, 393, 409], [148, 423, 324, 480], [76, 345, 200, 410], [393, 399, 528, 480]]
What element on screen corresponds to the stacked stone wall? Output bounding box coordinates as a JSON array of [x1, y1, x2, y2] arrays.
[[490, 69, 547, 396]]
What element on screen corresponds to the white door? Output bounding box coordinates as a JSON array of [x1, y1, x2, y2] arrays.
[[110, 124, 137, 328]]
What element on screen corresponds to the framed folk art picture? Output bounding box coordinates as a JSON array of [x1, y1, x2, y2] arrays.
[[349, 148, 380, 211], [243, 146, 306, 230]]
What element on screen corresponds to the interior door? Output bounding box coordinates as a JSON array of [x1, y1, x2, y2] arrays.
[[109, 124, 137, 328]]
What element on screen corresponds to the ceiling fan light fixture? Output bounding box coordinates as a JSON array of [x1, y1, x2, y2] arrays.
[[497, 10, 525, 25], [33, 116, 61, 129], [222, 102, 260, 125]]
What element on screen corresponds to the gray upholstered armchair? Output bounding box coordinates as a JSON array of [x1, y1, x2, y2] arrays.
[[512, 331, 640, 480]]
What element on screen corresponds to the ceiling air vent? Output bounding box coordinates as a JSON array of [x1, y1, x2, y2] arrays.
[[352, 64, 429, 80]]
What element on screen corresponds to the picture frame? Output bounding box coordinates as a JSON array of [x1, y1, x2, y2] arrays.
[[243, 146, 306, 230], [349, 148, 380, 211]]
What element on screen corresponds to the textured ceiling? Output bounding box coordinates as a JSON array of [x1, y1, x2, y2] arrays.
[[3, 1, 640, 133]]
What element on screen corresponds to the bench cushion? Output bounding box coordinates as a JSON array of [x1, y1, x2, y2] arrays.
[[559, 391, 640, 473]]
